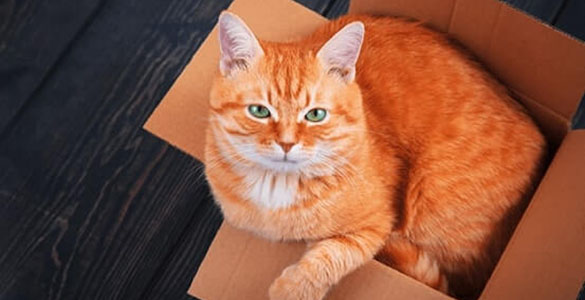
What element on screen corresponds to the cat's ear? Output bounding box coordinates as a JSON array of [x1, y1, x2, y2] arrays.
[[317, 22, 364, 83], [218, 12, 264, 77]]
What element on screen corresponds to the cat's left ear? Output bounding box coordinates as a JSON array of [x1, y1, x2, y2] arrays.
[[317, 22, 364, 83], [218, 12, 264, 77]]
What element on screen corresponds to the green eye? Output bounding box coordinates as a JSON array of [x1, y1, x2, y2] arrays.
[[248, 105, 271, 119], [305, 108, 327, 122]]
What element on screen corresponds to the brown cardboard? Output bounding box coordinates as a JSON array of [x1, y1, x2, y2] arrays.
[[188, 224, 305, 300], [190, 224, 451, 300], [481, 129, 585, 300], [143, 0, 585, 298]]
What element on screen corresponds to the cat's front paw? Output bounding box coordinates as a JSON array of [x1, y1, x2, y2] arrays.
[[269, 264, 328, 300]]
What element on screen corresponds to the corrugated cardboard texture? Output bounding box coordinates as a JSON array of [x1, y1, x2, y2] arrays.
[[143, 0, 326, 161], [190, 224, 451, 300], [481, 129, 585, 300]]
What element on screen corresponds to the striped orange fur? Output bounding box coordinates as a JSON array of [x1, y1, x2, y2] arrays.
[[205, 12, 546, 299]]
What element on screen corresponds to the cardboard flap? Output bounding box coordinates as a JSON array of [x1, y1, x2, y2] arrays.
[[350, 0, 585, 123], [189, 223, 452, 300], [188, 223, 306, 300], [481, 129, 585, 300], [143, 0, 327, 161]]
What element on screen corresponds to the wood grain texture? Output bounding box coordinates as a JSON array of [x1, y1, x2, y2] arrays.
[[502, 0, 566, 23], [0, 0, 231, 298], [296, 0, 334, 15], [572, 95, 585, 129], [0, 0, 104, 133], [554, 0, 585, 41], [548, 0, 585, 129], [141, 197, 222, 300], [323, 0, 349, 18]]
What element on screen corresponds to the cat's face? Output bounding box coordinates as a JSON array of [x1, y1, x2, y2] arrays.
[[208, 12, 365, 177]]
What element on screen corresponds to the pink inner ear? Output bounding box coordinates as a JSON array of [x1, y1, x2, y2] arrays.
[[218, 12, 263, 76], [317, 22, 365, 81]]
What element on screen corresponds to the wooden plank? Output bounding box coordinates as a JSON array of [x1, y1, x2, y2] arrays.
[[0, 0, 348, 298], [552, 0, 585, 129], [0, 0, 231, 298], [0, 0, 103, 133], [324, 0, 350, 18], [572, 95, 585, 129], [554, 0, 585, 41], [141, 197, 222, 300], [502, 0, 567, 23], [296, 0, 334, 15]]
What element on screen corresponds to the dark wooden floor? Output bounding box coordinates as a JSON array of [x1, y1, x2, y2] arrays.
[[0, 0, 583, 299]]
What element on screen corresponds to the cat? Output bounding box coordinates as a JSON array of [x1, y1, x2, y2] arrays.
[[204, 11, 546, 300]]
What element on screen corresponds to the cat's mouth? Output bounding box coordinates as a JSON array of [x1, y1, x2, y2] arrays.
[[270, 158, 298, 164]]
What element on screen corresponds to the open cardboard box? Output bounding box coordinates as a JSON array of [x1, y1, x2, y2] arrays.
[[143, 0, 585, 298]]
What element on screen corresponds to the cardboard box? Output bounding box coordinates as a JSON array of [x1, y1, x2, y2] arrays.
[[143, 0, 585, 298]]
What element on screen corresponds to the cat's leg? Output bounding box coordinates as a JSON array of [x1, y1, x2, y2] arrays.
[[269, 228, 387, 300], [378, 235, 449, 293]]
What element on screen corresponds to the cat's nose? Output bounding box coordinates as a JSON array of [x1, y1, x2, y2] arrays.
[[277, 142, 295, 153]]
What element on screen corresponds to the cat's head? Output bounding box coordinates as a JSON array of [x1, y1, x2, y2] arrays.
[[208, 12, 366, 177]]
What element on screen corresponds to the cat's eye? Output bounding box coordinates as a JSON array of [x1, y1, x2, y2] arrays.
[[305, 108, 327, 122], [248, 105, 271, 119]]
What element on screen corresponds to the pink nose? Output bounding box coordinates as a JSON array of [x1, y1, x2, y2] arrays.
[[278, 142, 295, 153]]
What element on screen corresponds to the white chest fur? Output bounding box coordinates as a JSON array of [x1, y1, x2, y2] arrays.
[[243, 170, 299, 210]]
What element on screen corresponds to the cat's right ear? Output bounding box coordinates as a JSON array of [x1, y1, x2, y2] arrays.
[[218, 12, 264, 77], [317, 22, 364, 83]]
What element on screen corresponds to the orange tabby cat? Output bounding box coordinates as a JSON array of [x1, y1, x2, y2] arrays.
[[204, 11, 545, 299]]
